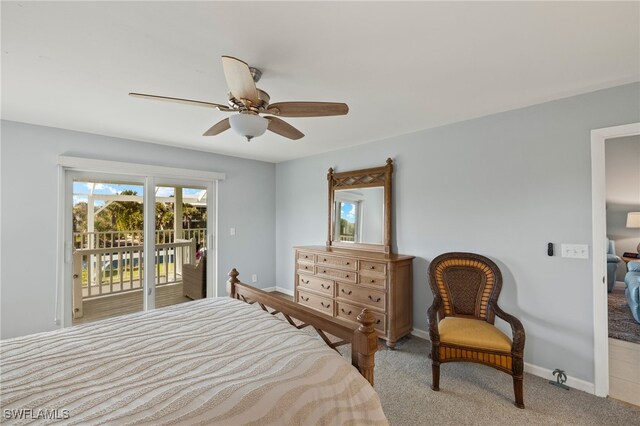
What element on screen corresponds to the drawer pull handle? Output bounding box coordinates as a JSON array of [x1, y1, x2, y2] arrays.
[[321, 283, 330, 289], [345, 274, 349, 278], [370, 279, 376, 283], [301, 296, 309, 302], [323, 258, 327, 261], [302, 279, 309, 284], [321, 302, 330, 308], [368, 295, 381, 303], [322, 270, 327, 273], [341, 289, 353, 295], [370, 266, 375, 270], [376, 319, 381, 324], [341, 308, 352, 315], [346, 262, 350, 265]]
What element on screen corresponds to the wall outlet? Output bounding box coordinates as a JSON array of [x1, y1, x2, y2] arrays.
[[230, 227, 236, 236], [561, 244, 589, 259], [251, 274, 258, 283]]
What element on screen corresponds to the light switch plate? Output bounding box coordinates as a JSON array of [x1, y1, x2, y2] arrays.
[[230, 227, 236, 236], [251, 274, 258, 283], [561, 244, 589, 259]]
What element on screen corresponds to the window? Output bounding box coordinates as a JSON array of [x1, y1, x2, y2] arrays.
[[335, 200, 360, 242]]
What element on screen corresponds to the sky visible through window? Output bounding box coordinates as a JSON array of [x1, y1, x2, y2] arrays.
[[341, 202, 356, 224], [72, 182, 205, 206]]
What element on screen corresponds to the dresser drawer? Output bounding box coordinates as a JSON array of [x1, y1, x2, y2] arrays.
[[336, 283, 386, 311], [336, 301, 386, 334], [358, 275, 387, 289], [317, 255, 357, 271], [316, 266, 357, 284], [297, 251, 315, 263], [297, 262, 315, 275], [298, 290, 333, 315], [298, 275, 334, 296], [359, 261, 387, 276]]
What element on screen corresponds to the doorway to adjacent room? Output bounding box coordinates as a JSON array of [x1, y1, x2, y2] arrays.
[[591, 123, 640, 406]]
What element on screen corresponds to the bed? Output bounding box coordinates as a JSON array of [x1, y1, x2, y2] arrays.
[[0, 270, 387, 425]]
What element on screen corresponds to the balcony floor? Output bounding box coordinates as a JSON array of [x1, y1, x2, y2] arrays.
[[73, 282, 191, 325]]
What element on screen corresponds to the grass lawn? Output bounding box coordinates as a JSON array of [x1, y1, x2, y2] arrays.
[[82, 263, 176, 286]]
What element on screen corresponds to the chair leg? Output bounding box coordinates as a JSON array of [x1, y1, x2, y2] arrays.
[[431, 363, 440, 391], [513, 376, 524, 409]]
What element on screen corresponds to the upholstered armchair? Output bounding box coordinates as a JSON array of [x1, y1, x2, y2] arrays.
[[607, 239, 621, 292], [428, 252, 526, 409], [625, 261, 640, 323], [183, 254, 206, 300]]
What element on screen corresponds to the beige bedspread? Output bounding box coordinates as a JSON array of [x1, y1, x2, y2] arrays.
[[0, 298, 387, 425]]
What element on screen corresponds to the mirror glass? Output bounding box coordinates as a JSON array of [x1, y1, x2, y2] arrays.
[[333, 187, 384, 245]]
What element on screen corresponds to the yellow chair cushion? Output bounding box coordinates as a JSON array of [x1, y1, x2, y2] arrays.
[[438, 317, 512, 353]]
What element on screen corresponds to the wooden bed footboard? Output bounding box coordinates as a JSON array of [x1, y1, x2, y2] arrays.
[[227, 268, 378, 386]]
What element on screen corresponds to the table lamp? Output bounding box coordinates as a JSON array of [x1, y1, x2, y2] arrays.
[[627, 212, 640, 253]]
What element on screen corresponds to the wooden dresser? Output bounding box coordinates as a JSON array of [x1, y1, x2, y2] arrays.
[[294, 245, 414, 348]]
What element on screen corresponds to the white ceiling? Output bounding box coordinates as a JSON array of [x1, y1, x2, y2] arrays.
[[2, 2, 639, 163]]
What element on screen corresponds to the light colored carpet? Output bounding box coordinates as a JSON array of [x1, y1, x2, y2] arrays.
[[367, 336, 640, 426]]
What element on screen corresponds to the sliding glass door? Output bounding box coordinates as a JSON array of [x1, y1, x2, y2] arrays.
[[154, 184, 208, 309], [65, 171, 215, 326]]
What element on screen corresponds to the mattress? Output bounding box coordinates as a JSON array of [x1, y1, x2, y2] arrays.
[[0, 298, 387, 425]]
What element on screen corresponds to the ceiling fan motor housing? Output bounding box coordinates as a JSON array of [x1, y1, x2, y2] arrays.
[[227, 89, 270, 113], [249, 67, 262, 83]]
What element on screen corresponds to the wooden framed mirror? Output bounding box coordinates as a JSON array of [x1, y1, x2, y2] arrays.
[[326, 158, 393, 253]]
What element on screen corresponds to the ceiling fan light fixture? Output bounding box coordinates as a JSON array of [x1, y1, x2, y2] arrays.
[[132, 56, 348, 142], [229, 113, 268, 142]]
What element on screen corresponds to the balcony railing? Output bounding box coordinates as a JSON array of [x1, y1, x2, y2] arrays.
[[72, 237, 198, 319], [73, 228, 207, 249]]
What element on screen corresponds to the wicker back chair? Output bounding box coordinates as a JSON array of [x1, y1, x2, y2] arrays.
[[427, 252, 525, 408], [183, 254, 206, 300]]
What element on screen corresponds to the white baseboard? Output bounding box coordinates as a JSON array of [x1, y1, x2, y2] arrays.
[[411, 327, 430, 340], [409, 330, 596, 394], [524, 362, 595, 394], [264, 286, 294, 296]]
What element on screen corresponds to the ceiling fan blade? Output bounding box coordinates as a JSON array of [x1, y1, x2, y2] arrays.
[[203, 118, 231, 136], [265, 102, 349, 117], [266, 116, 304, 140], [129, 92, 231, 110], [221, 56, 259, 105]]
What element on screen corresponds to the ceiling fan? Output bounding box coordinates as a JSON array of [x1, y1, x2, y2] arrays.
[[129, 56, 349, 142]]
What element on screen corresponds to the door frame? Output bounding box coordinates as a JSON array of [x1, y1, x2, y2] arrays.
[[55, 156, 224, 328], [591, 122, 640, 397]]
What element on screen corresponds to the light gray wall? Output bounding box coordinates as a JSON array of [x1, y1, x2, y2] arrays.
[[606, 135, 640, 281], [276, 82, 640, 383], [0, 120, 276, 339]]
